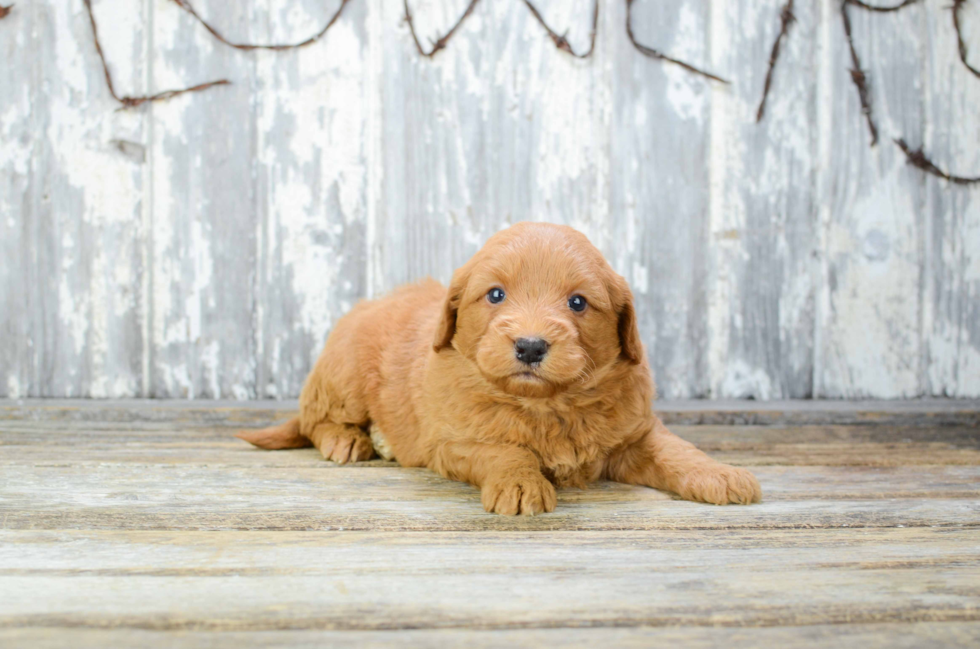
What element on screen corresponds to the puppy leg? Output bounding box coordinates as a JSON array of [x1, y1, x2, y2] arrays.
[[431, 442, 556, 516], [308, 422, 376, 464], [605, 415, 761, 505]]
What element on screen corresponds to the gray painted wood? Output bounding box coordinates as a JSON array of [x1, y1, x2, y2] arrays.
[[149, 0, 258, 399], [375, 0, 498, 290], [708, 0, 819, 399], [2, 529, 979, 628], [0, 3, 34, 400], [608, 0, 712, 398], [22, 0, 148, 398], [252, 0, 370, 399], [1, 404, 980, 645], [0, 0, 978, 399], [3, 398, 978, 426], [922, 0, 980, 396], [5, 624, 980, 649], [817, 1, 927, 397]]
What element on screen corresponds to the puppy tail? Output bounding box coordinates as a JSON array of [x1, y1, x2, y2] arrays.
[[236, 417, 311, 450]]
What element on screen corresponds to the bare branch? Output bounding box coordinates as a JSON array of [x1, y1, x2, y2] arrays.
[[895, 138, 980, 185], [847, 0, 920, 12], [953, 0, 980, 79], [757, 0, 795, 122], [83, 0, 229, 109], [839, 0, 923, 146], [625, 0, 728, 84], [169, 0, 351, 51], [404, 0, 482, 58], [840, 0, 879, 146], [522, 0, 599, 59]]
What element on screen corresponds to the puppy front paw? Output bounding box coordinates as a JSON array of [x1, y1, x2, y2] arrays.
[[481, 472, 557, 516], [681, 463, 762, 505], [314, 427, 376, 464]]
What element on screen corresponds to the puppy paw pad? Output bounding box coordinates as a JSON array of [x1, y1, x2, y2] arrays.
[[482, 473, 557, 516]]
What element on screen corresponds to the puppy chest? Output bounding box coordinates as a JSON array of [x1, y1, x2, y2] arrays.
[[516, 413, 620, 477], [528, 437, 605, 484]]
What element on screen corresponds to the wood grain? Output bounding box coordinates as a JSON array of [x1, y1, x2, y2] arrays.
[[25, 0, 148, 398], [149, 0, 257, 399], [608, 0, 712, 399], [816, 1, 926, 398], [4, 623, 980, 648], [3, 421, 979, 467], [0, 528, 979, 631], [921, 0, 980, 396], [0, 0, 34, 401], [3, 398, 978, 426], [374, 0, 495, 293], [1, 402, 978, 644], [707, 0, 818, 399], [253, 0, 370, 400], [2, 1, 978, 399], [3, 463, 979, 531]]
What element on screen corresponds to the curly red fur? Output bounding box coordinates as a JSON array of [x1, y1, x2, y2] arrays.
[[240, 223, 761, 514]]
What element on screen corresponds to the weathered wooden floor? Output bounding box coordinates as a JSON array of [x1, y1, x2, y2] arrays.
[[1, 400, 979, 648]]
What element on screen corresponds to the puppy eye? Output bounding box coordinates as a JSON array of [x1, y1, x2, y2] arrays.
[[568, 295, 587, 312], [487, 288, 506, 304]]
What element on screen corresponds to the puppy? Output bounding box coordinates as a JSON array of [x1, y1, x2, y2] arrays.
[[239, 222, 761, 514]]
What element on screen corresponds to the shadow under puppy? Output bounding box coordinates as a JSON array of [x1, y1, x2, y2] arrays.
[[239, 222, 761, 514]]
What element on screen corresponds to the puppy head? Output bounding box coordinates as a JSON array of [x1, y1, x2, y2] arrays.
[[434, 222, 643, 398]]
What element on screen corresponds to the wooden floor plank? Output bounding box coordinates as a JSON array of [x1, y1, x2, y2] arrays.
[[3, 423, 978, 467], [4, 527, 977, 570], [0, 529, 978, 632], [2, 400, 978, 646], [3, 460, 980, 503], [2, 462, 979, 531], [4, 442, 976, 467], [3, 399, 979, 427], [4, 623, 980, 649]]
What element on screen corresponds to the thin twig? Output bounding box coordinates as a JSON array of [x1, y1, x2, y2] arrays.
[[847, 0, 920, 12], [0, 4, 13, 19], [840, 0, 878, 146], [522, 0, 599, 59], [83, 0, 229, 109], [404, 0, 482, 58], [625, 0, 728, 83], [953, 0, 980, 79], [169, 0, 351, 51], [839, 0, 923, 146], [895, 138, 980, 185], [757, 0, 795, 122]]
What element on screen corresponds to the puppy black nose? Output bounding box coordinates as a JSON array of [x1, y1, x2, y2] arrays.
[[515, 337, 549, 365]]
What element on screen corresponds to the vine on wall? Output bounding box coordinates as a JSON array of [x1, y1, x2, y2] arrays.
[[2, 0, 978, 184], [756, 0, 979, 183]]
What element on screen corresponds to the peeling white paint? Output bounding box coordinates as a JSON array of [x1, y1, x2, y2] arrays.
[[1, 0, 978, 399], [632, 262, 649, 296], [664, 5, 708, 125], [720, 359, 775, 400], [6, 376, 22, 400]]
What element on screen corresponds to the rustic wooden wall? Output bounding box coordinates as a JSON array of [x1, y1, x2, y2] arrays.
[[1, 0, 978, 399]]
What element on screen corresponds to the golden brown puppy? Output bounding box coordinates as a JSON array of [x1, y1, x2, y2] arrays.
[[239, 222, 761, 514]]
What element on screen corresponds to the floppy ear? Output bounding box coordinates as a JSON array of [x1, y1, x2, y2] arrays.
[[617, 292, 644, 364], [610, 273, 644, 365], [433, 267, 470, 352]]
